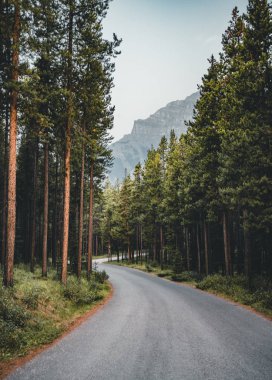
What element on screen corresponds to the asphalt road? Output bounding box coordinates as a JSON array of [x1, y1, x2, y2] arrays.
[[8, 264, 272, 380]]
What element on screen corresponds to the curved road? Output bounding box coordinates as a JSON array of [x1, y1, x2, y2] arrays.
[[8, 264, 272, 380]]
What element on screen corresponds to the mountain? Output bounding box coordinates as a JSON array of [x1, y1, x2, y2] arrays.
[[108, 91, 199, 182]]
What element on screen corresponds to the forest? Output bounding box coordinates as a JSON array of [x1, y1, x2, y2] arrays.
[[0, 0, 272, 373], [0, 0, 272, 287], [98, 1, 272, 283], [0, 0, 121, 286]]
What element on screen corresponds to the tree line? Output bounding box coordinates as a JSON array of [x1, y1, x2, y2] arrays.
[[0, 0, 121, 286], [98, 0, 272, 280]]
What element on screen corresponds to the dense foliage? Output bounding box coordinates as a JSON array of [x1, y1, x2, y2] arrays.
[[99, 0, 272, 281], [0, 0, 120, 285]]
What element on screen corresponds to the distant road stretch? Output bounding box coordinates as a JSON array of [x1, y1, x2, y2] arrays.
[[8, 264, 272, 380]]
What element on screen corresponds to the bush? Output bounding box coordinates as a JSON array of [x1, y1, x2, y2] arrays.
[[0, 319, 26, 352], [145, 263, 153, 272], [196, 274, 272, 312], [22, 286, 43, 309], [171, 271, 200, 282], [0, 288, 30, 328], [0, 288, 31, 354], [93, 270, 109, 284], [157, 270, 173, 278], [63, 277, 101, 305]]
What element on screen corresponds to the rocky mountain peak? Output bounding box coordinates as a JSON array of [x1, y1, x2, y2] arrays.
[[108, 92, 199, 182]]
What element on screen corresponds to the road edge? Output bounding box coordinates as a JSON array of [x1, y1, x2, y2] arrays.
[[108, 263, 272, 323]]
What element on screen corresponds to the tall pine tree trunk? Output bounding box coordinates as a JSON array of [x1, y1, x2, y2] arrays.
[[204, 221, 209, 276], [223, 211, 232, 276], [42, 142, 48, 276], [52, 156, 58, 267], [30, 140, 38, 272], [243, 210, 251, 279], [87, 162, 94, 279], [4, 1, 20, 286], [1, 102, 9, 268], [77, 140, 84, 278], [61, 1, 73, 285], [196, 223, 201, 274], [186, 226, 190, 271], [140, 225, 143, 264], [160, 225, 163, 269]]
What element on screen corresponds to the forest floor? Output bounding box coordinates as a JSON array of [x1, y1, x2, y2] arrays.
[[0, 265, 112, 379], [109, 260, 272, 320]]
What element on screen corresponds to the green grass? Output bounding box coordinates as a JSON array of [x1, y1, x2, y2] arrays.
[[0, 265, 110, 362], [110, 260, 272, 318]]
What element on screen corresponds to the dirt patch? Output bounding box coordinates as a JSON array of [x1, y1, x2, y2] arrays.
[[0, 283, 113, 380]]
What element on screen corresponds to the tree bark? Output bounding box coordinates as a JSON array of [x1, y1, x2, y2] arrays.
[[204, 221, 209, 276], [30, 140, 38, 273], [4, 1, 20, 287], [61, 1, 73, 285], [223, 212, 232, 276], [140, 225, 143, 264], [1, 98, 9, 269], [196, 223, 201, 274], [87, 162, 94, 279], [52, 156, 58, 267], [160, 225, 164, 269], [42, 142, 49, 276], [77, 138, 84, 278], [186, 226, 190, 271], [243, 210, 251, 279]]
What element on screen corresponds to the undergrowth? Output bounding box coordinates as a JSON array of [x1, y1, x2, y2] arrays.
[[196, 274, 272, 315], [0, 265, 110, 361]]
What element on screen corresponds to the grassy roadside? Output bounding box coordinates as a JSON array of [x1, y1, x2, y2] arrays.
[[109, 260, 272, 319], [0, 265, 111, 366]]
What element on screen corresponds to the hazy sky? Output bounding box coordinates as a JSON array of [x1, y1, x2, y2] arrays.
[[103, 0, 248, 141]]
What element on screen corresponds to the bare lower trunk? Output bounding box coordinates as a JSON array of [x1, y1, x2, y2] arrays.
[[160, 225, 163, 269], [52, 156, 58, 267], [4, 2, 20, 287], [196, 223, 201, 274], [42, 142, 49, 277], [223, 212, 232, 276], [108, 238, 111, 260], [30, 141, 38, 272], [204, 221, 209, 276], [243, 210, 251, 279], [153, 231, 156, 262], [136, 225, 139, 263], [77, 141, 84, 278], [87, 162, 94, 279], [186, 227, 190, 271], [61, 2, 73, 285], [140, 225, 143, 264], [1, 102, 8, 268]]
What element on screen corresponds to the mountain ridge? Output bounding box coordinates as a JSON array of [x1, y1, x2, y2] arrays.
[[109, 91, 199, 182]]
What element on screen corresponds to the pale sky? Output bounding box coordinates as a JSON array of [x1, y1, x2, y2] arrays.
[[103, 0, 248, 141]]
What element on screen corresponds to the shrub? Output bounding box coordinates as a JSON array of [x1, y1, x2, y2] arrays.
[[157, 270, 173, 278], [171, 271, 200, 282], [145, 263, 153, 272], [0, 319, 26, 352], [0, 289, 30, 328], [93, 270, 109, 284], [63, 277, 101, 305], [196, 274, 272, 312], [22, 286, 42, 309]]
